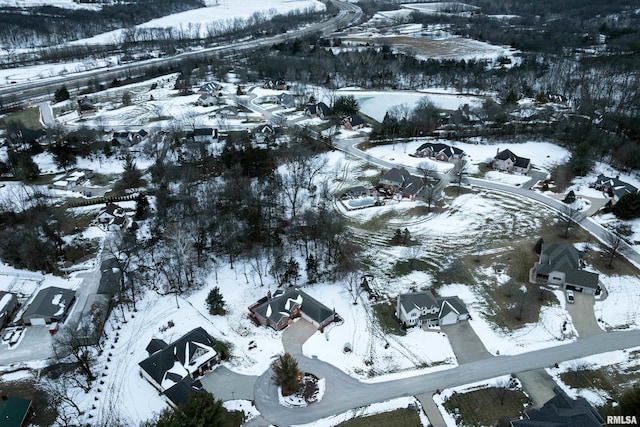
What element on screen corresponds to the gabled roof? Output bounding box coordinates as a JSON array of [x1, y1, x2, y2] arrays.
[[21, 287, 75, 322], [398, 291, 438, 313], [164, 377, 204, 408], [417, 142, 464, 158], [494, 149, 531, 169], [512, 386, 605, 427], [347, 114, 365, 126], [594, 174, 638, 199], [0, 396, 31, 427], [146, 338, 169, 355], [379, 167, 424, 195], [138, 327, 217, 392], [438, 296, 468, 318], [100, 202, 124, 217], [252, 289, 334, 326], [537, 243, 599, 289]]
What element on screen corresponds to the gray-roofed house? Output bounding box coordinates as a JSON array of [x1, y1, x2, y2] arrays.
[[138, 327, 220, 408], [248, 289, 337, 331], [0, 291, 18, 329], [511, 386, 605, 427], [305, 102, 332, 120], [21, 287, 76, 326], [593, 173, 638, 201], [197, 81, 223, 94], [186, 128, 218, 143], [396, 290, 469, 328], [532, 243, 600, 294], [341, 114, 365, 131], [379, 167, 425, 200], [414, 142, 464, 163], [492, 149, 531, 174]]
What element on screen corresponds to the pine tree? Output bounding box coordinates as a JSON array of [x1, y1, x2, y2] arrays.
[[149, 391, 227, 427], [206, 287, 225, 315], [135, 193, 149, 219], [271, 353, 301, 396]]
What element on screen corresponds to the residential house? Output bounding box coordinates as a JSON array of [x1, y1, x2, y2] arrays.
[[197, 81, 223, 94], [379, 167, 424, 200], [97, 202, 126, 226], [511, 386, 605, 427], [264, 78, 288, 90], [414, 142, 464, 163], [279, 92, 295, 108], [0, 395, 32, 427], [396, 291, 469, 328], [305, 102, 332, 120], [248, 289, 337, 331], [186, 128, 218, 143], [138, 327, 220, 407], [16, 128, 47, 145], [133, 129, 149, 143], [112, 131, 131, 145], [593, 173, 638, 201], [21, 287, 76, 325], [492, 149, 531, 174], [531, 243, 600, 294], [0, 291, 18, 329], [341, 114, 365, 131], [78, 96, 96, 115], [197, 93, 222, 107], [254, 124, 275, 145]]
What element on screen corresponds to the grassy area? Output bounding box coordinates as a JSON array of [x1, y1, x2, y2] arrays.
[[0, 376, 58, 426], [372, 302, 404, 335], [336, 407, 422, 427], [443, 386, 529, 427], [560, 368, 616, 396], [1, 107, 42, 129], [561, 352, 640, 399], [392, 259, 434, 276]]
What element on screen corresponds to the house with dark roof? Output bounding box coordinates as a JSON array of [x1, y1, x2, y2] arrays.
[[16, 128, 47, 145], [531, 243, 600, 295], [305, 102, 332, 120], [492, 149, 531, 174], [197, 92, 222, 107], [414, 142, 464, 163], [78, 96, 96, 115], [592, 174, 638, 201], [139, 327, 220, 408], [248, 289, 337, 331], [0, 291, 19, 329], [511, 386, 605, 427], [186, 128, 218, 143], [396, 291, 469, 328], [197, 81, 223, 94], [341, 114, 365, 131], [0, 395, 32, 427], [20, 287, 76, 326], [379, 167, 425, 200], [96, 202, 127, 230]]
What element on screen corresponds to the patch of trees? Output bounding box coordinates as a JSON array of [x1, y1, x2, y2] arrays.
[[144, 391, 241, 427]]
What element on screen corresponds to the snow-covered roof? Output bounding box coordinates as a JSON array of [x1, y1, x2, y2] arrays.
[[21, 286, 76, 323]]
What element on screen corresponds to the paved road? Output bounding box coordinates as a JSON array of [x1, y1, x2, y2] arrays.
[[255, 330, 640, 425]]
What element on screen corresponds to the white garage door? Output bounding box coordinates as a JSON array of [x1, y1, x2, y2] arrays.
[[30, 317, 46, 326]]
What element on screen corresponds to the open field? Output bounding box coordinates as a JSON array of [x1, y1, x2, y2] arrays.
[[336, 407, 422, 427], [442, 386, 529, 427]]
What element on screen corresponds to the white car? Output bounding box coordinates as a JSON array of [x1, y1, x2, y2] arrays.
[[566, 290, 575, 303]]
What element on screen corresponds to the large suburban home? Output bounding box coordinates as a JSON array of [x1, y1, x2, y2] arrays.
[[0, 291, 19, 329], [138, 327, 220, 408], [492, 149, 531, 174], [341, 114, 366, 131], [96, 202, 127, 230], [396, 290, 469, 328], [532, 243, 600, 295], [414, 142, 464, 163], [196, 92, 222, 107], [248, 289, 337, 331], [78, 96, 96, 115], [20, 287, 76, 326], [379, 167, 425, 200], [197, 81, 223, 94], [186, 128, 218, 143], [511, 386, 605, 427], [592, 173, 638, 201], [305, 102, 332, 120]]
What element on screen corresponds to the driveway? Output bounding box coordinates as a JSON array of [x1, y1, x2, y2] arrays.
[[416, 392, 447, 427], [200, 366, 258, 401], [516, 369, 558, 409], [523, 170, 549, 190], [0, 326, 54, 365], [565, 291, 604, 338], [282, 319, 317, 355], [441, 322, 493, 364]]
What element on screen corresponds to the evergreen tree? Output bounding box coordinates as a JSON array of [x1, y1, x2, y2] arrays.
[[135, 193, 150, 219], [612, 192, 640, 219], [332, 95, 359, 116], [54, 86, 70, 103], [121, 154, 142, 188], [206, 287, 225, 315], [148, 391, 227, 427], [271, 353, 301, 396]]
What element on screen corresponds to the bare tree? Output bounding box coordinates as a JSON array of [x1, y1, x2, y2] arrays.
[[605, 222, 630, 268], [403, 244, 423, 270], [451, 159, 469, 195], [52, 323, 97, 392], [558, 204, 585, 238], [345, 271, 362, 305], [39, 373, 84, 425]]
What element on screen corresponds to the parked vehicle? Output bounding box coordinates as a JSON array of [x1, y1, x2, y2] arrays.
[[566, 290, 575, 303]]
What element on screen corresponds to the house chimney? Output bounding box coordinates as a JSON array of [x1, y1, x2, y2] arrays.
[[267, 290, 272, 300], [497, 148, 499, 155]]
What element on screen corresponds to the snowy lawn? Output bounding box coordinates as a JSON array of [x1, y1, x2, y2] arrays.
[[595, 275, 640, 330]]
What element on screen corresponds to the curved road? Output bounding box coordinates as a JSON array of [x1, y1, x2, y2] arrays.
[[255, 330, 640, 425]]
